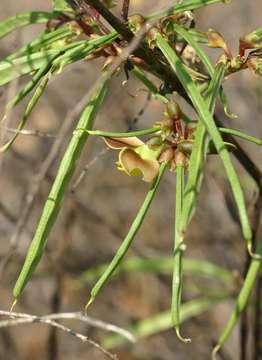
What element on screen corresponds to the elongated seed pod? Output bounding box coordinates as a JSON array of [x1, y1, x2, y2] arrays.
[[86, 161, 168, 310], [13, 81, 108, 301], [172, 153, 191, 343]]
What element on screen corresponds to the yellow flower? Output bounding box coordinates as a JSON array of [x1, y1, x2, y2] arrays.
[[104, 137, 163, 182]]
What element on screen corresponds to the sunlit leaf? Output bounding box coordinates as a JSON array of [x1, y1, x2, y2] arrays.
[[0, 12, 60, 39]]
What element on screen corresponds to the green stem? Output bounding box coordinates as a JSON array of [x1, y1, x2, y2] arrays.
[[219, 128, 262, 146], [76, 127, 161, 138], [212, 242, 262, 358], [146, 0, 223, 21]]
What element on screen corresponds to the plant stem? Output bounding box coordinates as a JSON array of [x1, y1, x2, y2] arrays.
[[81, 127, 161, 138], [122, 0, 130, 22]]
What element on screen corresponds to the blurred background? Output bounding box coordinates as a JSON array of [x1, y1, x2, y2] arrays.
[[0, 1, 261, 359]]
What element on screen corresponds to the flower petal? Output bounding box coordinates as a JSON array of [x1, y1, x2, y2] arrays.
[[119, 148, 160, 182], [103, 136, 144, 149]]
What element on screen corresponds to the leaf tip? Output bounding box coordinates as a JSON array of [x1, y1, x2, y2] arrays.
[[248, 244, 262, 260], [84, 297, 94, 314], [175, 327, 191, 344], [10, 298, 17, 312], [212, 344, 220, 360]]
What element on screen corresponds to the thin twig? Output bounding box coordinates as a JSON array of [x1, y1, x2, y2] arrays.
[[0, 310, 135, 343], [71, 147, 109, 192], [75, 0, 188, 97], [127, 91, 151, 130], [0, 310, 121, 360], [79, 0, 262, 192], [6, 127, 56, 139], [122, 0, 130, 22]]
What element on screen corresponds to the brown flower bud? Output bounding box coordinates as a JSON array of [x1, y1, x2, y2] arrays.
[[207, 29, 232, 59], [158, 147, 174, 163]]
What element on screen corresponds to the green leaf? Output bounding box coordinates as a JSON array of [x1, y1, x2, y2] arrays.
[[12, 80, 109, 302], [80, 256, 234, 284], [219, 128, 262, 146], [0, 32, 118, 88], [3, 33, 118, 110], [85, 162, 167, 310], [52, 0, 72, 12], [131, 67, 169, 104], [182, 60, 227, 228], [147, 0, 230, 21], [85, 127, 161, 138], [156, 33, 257, 259], [6, 59, 56, 111], [0, 12, 60, 39], [103, 297, 228, 348], [0, 50, 59, 86], [188, 29, 208, 44], [6, 26, 74, 61], [1, 71, 50, 152], [172, 158, 190, 342], [51, 31, 118, 73], [171, 23, 233, 118], [213, 241, 262, 358]]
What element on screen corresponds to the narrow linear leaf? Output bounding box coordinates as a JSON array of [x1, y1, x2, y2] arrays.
[[132, 67, 192, 125], [156, 34, 258, 259], [182, 59, 227, 229], [219, 127, 262, 146], [0, 12, 61, 39], [1, 71, 50, 152], [172, 157, 190, 342], [172, 23, 214, 75], [51, 31, 118, 73], [5, 58, 56, 111], [1, 32, 117, 88], [147, 0, 229, 21], [103, 297, 228, 349], [0, 50, 59, 87], [131, 67, 169, 104], [80, 256, 234, 285], [83, 127, 161, 138], [212, 241, 262, 358], [2, 45, 83, 115], [53, 0, 73, 12], [86, 161, 167, 310], [171, 22, 233, 119], [188, 29, 208, 44], [4, 33, 118, 111], [12, 80, 109, 302], [6, 26, 74, 61]]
